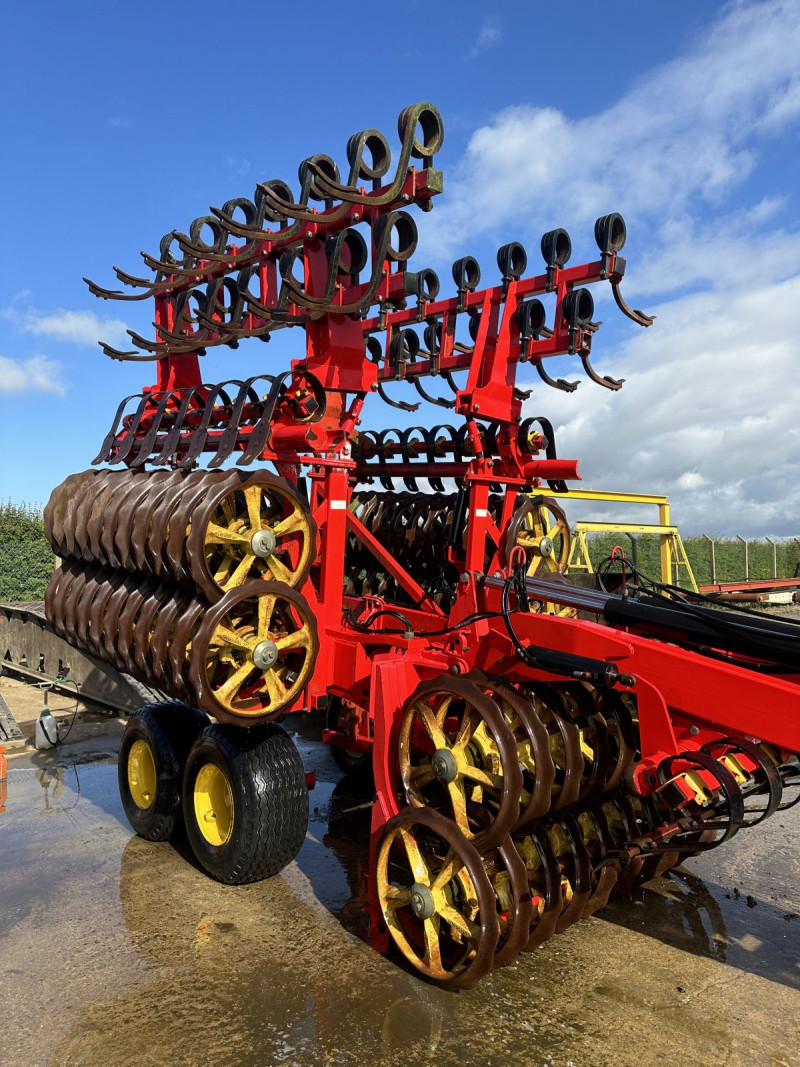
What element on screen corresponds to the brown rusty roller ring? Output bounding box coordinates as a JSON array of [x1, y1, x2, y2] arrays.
[[577, 807, 619, 917], [132, 585, 176, 684], [112, 472, 164, 571], [376, 806, 499, 991], [491, 835, 535, 970], [44, 471, 98, 557], [528, 683, 584, 812], [85, 570, 128, 659], [185, 470, 317, 602], [130, 470, 183, 573], [168, 598, 206, 696], [583, 685, 637, 794], [399, 675, 523, 851], [471, 673, 556, 831], [519, 827, 563, 952], [101, 575, 141, 672], [115, 578, 161, 675], [63, 473, 107, 561], [61, 565, 90, 646], [161, 470, 216, 584], [85, 473, 122, 564], [73, 570, 101, 652], [560, 685, 610, 807], [164, 470, 240, 586], [98, 471, 142, 568], [111, 581, 151, 675], [147, 589, 193, 689], [47, 563, 78, 638], [85, 470, 126, 563], [145, 470, 197, 580], [602, 795, 645, 897], [65, 566, 99, 652], [189, 580, 318, 725], [552, 818, 593, 934]]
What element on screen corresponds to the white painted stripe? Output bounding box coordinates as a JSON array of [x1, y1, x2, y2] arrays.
[[475, 508, 489, 517], [330, 500, 347, 510]]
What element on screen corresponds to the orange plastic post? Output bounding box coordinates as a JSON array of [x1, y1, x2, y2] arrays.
[[0, 745, 6, 781]]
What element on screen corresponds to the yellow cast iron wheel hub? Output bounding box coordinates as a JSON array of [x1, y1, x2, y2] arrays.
[[194, 763, 234, 846], [128, 739, 157, 810]]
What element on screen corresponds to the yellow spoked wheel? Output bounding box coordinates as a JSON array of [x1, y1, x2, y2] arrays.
[[190, 580, 319, 724], [376, 807, 499, 990], [193, 763, 234, 846], [398, 675, 523, 850], [503, 495, 576, 617], [187, 472, 317, 602], [127, 739, 156, 810]]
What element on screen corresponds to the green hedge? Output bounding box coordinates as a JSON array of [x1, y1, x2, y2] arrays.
[[0, 502, 55, 601], [580, 533, 800, 587]]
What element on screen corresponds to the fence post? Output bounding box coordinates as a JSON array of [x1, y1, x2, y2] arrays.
[[765, 536, 777, 579], [736, 534, 749, 581], [702, 534, 716, 585]]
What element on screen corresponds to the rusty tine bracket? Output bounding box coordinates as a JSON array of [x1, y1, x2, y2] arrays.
[[611, 281, 656, 327]]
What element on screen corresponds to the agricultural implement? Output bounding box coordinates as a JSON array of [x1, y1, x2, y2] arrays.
[[42, 103, 799, 989]]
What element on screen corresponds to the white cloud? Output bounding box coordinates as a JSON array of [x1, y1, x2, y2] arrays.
[[0, 355, 66, 395], [12, 308, 128, 347], [467, 16, 502, 59], [520, 275, 800, 537], [421, 0, 800, 261]]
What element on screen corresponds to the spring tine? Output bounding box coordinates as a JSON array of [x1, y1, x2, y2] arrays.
[[412, 376, 456, 409], [150, 386, 207, 466], [84, 276, 155, 302], [236, 371, 292, 466], [92, 394, 145, 465], [535, 361, 580, 392], [208, 375, 275, 468], [127, 388, 187, 467], [376, 381, 420, 412], [611, 281, 655, 327], [173, 383, 230, 469], [112, 395, 162, 465], [581, 353, 625, 390]]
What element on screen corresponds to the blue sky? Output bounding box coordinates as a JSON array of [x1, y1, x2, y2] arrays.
[[1, 0, 798, 535]]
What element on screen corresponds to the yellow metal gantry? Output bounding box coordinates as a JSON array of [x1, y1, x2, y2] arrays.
[[531, 489, 698, 592]]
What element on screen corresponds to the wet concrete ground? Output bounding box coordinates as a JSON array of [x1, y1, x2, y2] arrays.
[[1, 694, 799, 1067]]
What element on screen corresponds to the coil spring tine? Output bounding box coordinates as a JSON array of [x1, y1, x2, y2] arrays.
[[701, 737, 783, 827], [127, 387, 186, 467], [534, 360, 580, 393], [150, 385, 207, 466], [413, 376, 456, 409], [208, 375, 274, 468], [580, 352, 625, 390], [92, 394, 144, 465], [236, 371, 292, 467], [175, 382, 233, 469]]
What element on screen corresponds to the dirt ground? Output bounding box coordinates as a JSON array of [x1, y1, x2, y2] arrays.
[[0, 675, 798, 1067]]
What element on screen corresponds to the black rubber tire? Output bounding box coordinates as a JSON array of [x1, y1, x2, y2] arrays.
[[182, 722, 309, 885], [330, 743, 374, 781], [118, 701, 209, 841]]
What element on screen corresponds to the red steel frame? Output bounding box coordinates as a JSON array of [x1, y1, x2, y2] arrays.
[[94, 126, 800, 941]]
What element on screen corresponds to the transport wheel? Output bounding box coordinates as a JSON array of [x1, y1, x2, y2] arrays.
[[376, 806, 499, 990], [182, 721, 309, 884], [118, 701, 209, 841]]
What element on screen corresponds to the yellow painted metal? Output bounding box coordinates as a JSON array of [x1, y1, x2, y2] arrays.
[[529, 488, 698, 591], [127, 739, 157, 810], [194, 762, 234, 846]]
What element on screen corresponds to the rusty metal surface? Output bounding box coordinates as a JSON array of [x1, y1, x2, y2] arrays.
[[0, 602, 162, 713]]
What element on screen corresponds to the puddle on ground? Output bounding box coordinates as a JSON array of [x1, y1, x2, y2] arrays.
[[1, 736, 798, 1067]]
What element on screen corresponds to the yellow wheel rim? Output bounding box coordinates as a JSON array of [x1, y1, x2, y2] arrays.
[[128, 739, 157, 810], [194, 763, 234, 846]]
